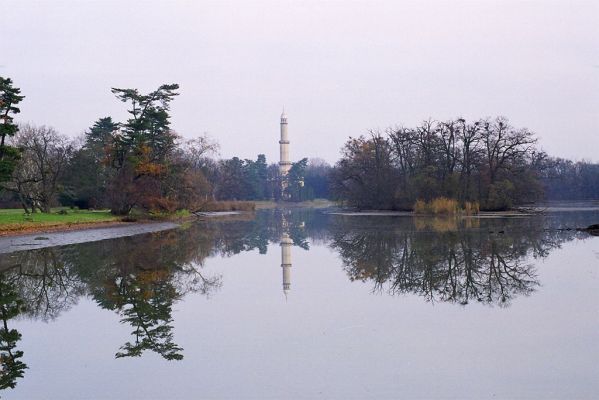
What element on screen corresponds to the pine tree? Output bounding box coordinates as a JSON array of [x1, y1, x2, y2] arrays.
[[0, 77, 25, 182]]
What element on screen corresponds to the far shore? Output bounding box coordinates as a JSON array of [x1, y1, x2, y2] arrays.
[[2, 200, 596, 240], [325, 210, 535, 217]]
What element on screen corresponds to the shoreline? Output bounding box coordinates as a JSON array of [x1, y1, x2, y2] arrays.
[[0, 221, 181, 255], [0, 220, 132, 238], [0, 209, 248, 238], [324, 210, 534, 217]]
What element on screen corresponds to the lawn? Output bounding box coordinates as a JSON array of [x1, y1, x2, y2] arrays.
[[0, 208, 119, 233]]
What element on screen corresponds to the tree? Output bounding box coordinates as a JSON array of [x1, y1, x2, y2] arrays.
[[285, 158, 308, 201], [331, 132, 397, 209], [479, 117, 538, 209], [0, 77, 25, 182], [180, 135, 219, 171], [303, 158, 332, 199], [60, 117, 119, 208], [244, 154, 268, 200], [536, 157, 599, 200], [4, 125, 72, 213], [215, 157, 247, 200], [103, 84, 181, 214], [110, 84, 179, 164], [455, 118, 483, 201], [331, 117, 542, 210], [266, 163, 283, 201]]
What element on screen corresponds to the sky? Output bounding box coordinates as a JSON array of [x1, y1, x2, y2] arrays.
[[2, 0, 598, 164]]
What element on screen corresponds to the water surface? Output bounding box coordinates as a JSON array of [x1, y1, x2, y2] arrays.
[[0, 207, 598, 399]]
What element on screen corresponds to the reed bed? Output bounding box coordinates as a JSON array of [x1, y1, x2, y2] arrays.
[[413, 198, 479, 215]]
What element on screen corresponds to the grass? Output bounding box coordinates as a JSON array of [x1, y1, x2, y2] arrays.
[[0, 208, 119, 234]]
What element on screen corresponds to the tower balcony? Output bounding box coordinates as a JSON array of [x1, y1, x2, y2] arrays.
[[279, 140, 289, 144]]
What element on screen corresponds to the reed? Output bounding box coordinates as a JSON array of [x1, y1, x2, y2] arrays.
[[413, 199, 428, 214], [430, 197, 459, 215], [412, 198, 479, 215], [463, 201, 480, 215]]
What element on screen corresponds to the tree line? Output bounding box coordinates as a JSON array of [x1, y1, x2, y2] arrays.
[[538, 157, 599, 200], [330, 119, 599, 210], [331, 118, 562, 210], [1, 76, 597, 213], [0, 77, 331, 214]]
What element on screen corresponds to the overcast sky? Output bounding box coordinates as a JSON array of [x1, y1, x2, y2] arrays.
[[2, 0, 598, 164]]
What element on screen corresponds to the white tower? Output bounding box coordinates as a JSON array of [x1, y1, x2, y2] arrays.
[[280, 233, 293, 300], [279, 110, 291, 176]]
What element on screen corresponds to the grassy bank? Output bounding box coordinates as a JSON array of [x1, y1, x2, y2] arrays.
[[0, 208, 120, 235]]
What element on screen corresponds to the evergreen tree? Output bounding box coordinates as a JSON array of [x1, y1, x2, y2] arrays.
[[105, 84, 180, 214], [0, 77, 25, 182]]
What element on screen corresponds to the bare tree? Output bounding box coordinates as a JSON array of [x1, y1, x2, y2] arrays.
[[4, 125, 73, 213], [180, 134, 220, 170], [481, 117, 537, 184], [455, 118, 483, 201]]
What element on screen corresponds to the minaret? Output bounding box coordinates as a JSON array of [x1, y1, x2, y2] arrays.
[[280, 233, 293, 300], [279, 109, 291, 176]]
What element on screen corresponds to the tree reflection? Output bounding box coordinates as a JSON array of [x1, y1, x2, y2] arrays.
[[329, 215, 581, 306], [0, 248, 86, 321], [0, 224, 227, 362], [0, 207, 592, 389], [101, 271, 183, 360], [0, 277, 27, 390], [82, 229, 224, 360]]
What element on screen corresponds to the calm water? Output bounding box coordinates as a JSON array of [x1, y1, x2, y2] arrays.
[[0, 207, 598, 399]]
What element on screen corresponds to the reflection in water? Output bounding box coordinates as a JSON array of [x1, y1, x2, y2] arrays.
[[281, 233, 293, 300], [279, 211, 304, 300], [0, 277, 27, 390], [0, 208, 595, 392], [328, 216, 584, 306]]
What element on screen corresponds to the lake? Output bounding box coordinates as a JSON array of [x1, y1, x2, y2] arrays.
[[0, 205, 598, 399]]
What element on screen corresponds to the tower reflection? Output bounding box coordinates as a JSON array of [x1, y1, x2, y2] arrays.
[[277, 211, 306, 301], [280, 233, 293, 300]]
